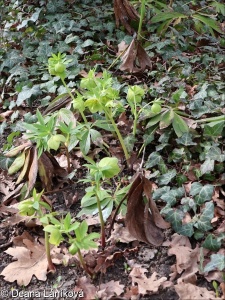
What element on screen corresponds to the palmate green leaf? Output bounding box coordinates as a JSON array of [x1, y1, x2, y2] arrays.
[[146, 113, 162, 128], [193, 14, 223, 34], [47, 134, 66, 151], [202, 234, 221, 251], [158, 169, 177, 185], [172, 113, 189, 137], [204, 254, 225, 273], [159, 110, 174, 129], [200, 159, 215, 175], [195, 202, 214, 232], [211, 1, 225, 16], [151, 11, 187, 23], [79, 130, 90, 155]]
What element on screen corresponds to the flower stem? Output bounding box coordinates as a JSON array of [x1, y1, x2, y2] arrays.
[[137, 0, 146, 41], [77, 249, 93, 277], [61, 78, 87, 123], [44, 231, 55, 273], [65, 146, 71, 173], [95, 183, 106, 249], [105, 111, 130, 161]]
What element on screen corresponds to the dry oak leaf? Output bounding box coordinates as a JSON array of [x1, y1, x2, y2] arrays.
[[0, 236, 60, 286], [96, 280, 125, 299], [74, 276, 97, 300], [120, 39, 152, 73], [130, 267, 167, 295], [174, 283, 220, 300], [107, 223, 137, 243], [126, 173, 170, 246]]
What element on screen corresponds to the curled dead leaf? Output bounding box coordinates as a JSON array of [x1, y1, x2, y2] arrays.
[[125, 173, 170, 246], [120, 39, 152, 73], [114, 0, 139, 34]]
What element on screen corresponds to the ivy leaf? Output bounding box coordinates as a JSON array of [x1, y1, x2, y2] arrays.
[[204, 120, 224, 137], [177, 223, 194, 237], [193, 184, 214, 205], [17, 85, 41, 106], [145, 152, 163, 168], [82, 39, 94, 48], [206, 146, 225, 162], [195, 202, 214, 231], [158, 169, 177, 185], [202, 234, 221, 251], [165, 209, 183, 232], [190, 182, 203, 196], [200, 159, 215, 175], [176, 133, 197, 146], [0, 155, 14, 170], [204, 254, 225, 273]]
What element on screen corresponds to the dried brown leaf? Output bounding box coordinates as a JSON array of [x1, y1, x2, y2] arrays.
[[5, 141, 32, 157], [120, 39, 152, 73], [45, 151, 67, 177], [174, 283, 218, 299], [2, 183, 24, 205], [96, 280, 125, 299], [1, 239, 48, 286], [38, 152, 54, 191], [108, 223, 137, 243], [27, 146, 38, 196], [126, 174, 169, 246], [75, 276, 97, 300], [114, 0, 139, 34], [130, 268, 167, 295]]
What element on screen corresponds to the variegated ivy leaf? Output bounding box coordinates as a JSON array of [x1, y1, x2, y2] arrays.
[[206, 146, 225, 162], [204, 254, 225, 273], [165, 208, 183, 232], [200, 158, 215, 175], [158, 169, 177, 186], [190, 183, 214, 205], [202, 234, 221, 251], [176, 132, 197, 146], [145, 152, 163, 168], [195, 202, 214, 232]]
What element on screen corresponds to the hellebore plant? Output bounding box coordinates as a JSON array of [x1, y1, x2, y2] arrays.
[[81, 156, 120, 248], [48, 53, 87, 123], [18, 189, 99, 277], [18, 189, 56, 273], [73, 69, 130, 161]]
